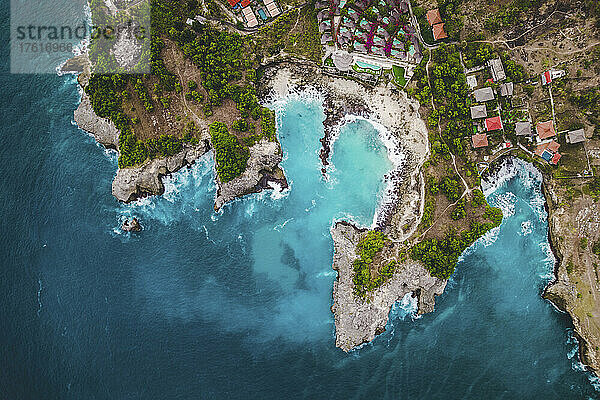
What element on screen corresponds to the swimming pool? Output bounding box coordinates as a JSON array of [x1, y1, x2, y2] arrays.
[[355, 60, 382, 71], [257, 8, 267, 20]]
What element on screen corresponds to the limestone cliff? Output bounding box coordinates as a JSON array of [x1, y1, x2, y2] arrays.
[[331, 222, 447, 351], [543, 175, 600, 374]]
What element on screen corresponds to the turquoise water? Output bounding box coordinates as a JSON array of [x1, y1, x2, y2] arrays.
[[356, 60, 382, 71], [0, 62, 599, 398]]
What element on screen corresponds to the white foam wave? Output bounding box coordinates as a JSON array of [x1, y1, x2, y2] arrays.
[[481, 157, 542, 198], [269, 181, 290, 200], [265, 85, 324, 113], [520, 220, 532, 236], [274, 218, 294, 232], [459, 225, 501, 261], [326, 115, 406, 229], [491, 191, 517, 218]]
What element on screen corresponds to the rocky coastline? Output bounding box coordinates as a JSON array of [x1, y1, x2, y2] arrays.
[[73, 67, 287, 209], [484, 155, 600, 376], [330, 221, 447, 351], [541, 174, 600, 375], [260, 63, 436, 352]]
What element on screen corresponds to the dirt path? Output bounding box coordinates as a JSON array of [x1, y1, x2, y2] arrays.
[[169, 47, 209, 132], [416, 56, 471, 240]]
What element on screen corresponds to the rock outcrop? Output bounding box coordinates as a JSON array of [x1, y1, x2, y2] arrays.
[[214, 139, 287, 210], [74, 92, 119, 149], [112, 143, 208, 202], [122, 217, 142, 232], [542, 175, 600, 374], [73, 61, 287, 208], [331, 222, 447, 351]]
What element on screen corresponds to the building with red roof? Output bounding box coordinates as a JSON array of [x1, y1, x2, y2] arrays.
[[534, 140, 560, 156], [485, 116, 503, 131], [535, 140, 560, 164], [228, 0, 241, 7], [240, 0, 250, 6], [432, 23, 448, 40], [472, 133, 489, 148], [426, 9, 442, 25], [541, 70, 552, 85], [536, 120, 556, 139]]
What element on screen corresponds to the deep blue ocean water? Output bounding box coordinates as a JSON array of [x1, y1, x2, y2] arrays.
[[1, 10, 600, 397]]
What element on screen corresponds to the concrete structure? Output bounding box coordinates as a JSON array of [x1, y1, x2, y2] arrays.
[[470, 105, 487, 119], [466, 75, 477, 89], [242, 6, 259, 27], [566, 128, 586, 144], [499, 82, 514, 97], [542, 69, 566, 85], [515, 121, 532, 136], [488, 58, 506, 82], [264, 0, 280, 17], [473, 87, 495, 102], [432, 23, 448, 40], [426, 9, 442, 25]]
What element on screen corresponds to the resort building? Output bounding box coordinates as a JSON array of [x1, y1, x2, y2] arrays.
[[515, 121, 532, 136], [541, 69, 566, 85], [488, 58, 506, 82], [467, 75, 477, 89], [264, 0, 281, 17], [485, 116, 503, 132], [566, 128, 586, 144], [499, 82, 514, 97], [472, 133, 489, 148], [473, 87, 495, 102], [426, 8, 446, 41], [535, 140, 560, 164], [470, 105, 487, 119], [242, 6, 259, 27], [536, 120, 556, 140]]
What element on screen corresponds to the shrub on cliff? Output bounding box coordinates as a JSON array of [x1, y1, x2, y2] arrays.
[[352, 231, 402, 297], [209, 121, 249, 183]]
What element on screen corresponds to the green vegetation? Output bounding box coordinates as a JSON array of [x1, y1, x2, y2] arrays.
[[581, 237, 589, 251], [146, 134, 183, 158], [592, 241, 600, 257], [471, 189, 486, 208], [440, 176, 462, 202], [392, 65, 407, 87], [461, 42, 494, 69], [437, 0, 463, 40], [569, 89, 600, 136], [232, 119, 252, 132], [209, 122, 249, 183], [261, 108, 277, 140], [451, 199, 466, 220], [407, 50, 431, 105], [412, 5, 434, 44], [429, 45, 471, 150], [412, 216, 502, 279], [566, 260, 574, 274], [256, 5, 323, 62], [352, 231, 406, 297], [484, 0, 545, 34], [134, 78, 154, 112]]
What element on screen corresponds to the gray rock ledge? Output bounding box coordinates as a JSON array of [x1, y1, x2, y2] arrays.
[[331, 221, 447, 352]]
